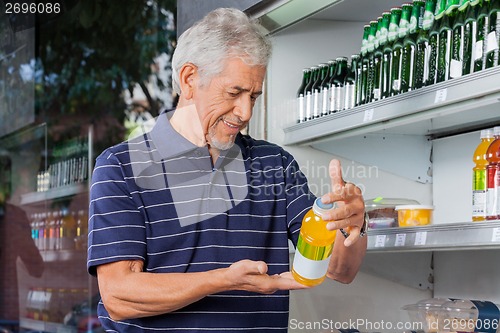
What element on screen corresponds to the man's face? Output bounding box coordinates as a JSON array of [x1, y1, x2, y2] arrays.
[[193, 57, 266, 150]]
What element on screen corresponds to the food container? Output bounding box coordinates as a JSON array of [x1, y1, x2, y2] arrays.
[[402, 298, 450, 333], [396, 205, 434, 227], [437, 299, 500, 333], [365, 197, 419, 229]]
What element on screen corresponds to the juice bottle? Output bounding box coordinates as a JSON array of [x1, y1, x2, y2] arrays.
[[472, 129, 494, 221], [291, 198, 337, 286], [486, 126, 500, 220]]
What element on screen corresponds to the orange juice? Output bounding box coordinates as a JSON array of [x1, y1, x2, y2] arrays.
[[472, 129, 494, 221], [291, 198, 337, 286]]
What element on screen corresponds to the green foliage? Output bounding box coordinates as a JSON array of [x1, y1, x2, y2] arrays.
[[36, 0, 176, 123]]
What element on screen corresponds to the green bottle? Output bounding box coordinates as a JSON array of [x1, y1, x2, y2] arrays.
[[330, 57, 348, 113], [486, 0, 500, 68], [428, 0, 448, 85], [382, 7, 402, 98], [463, 0, 480, 75], [449, 0, 470, 78], [373, 13, 391, 101], [391, 3, 414, 96], [304, 66, 318, 121], [402, 0, 426, 93], [415, 0, 437, 88], [312, 64, 327, 119], [475, 0, 490, 72], [321, 60, 336, 116], [296, 68, 310, 123], [345, 54, 360, 110], [437, 0, 460, 83], [359, 24, 371, 105], [366, 20, 379, 103]]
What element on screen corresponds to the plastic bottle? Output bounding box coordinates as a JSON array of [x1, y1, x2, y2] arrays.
[[472, 128, 494, 221], [291, 198, 337, 286], [486, 126, 500, 220]]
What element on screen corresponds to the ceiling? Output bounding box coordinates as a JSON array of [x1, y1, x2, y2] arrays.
[[311, 0, 405, 23]]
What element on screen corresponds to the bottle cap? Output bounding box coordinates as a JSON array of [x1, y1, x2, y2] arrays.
[[480, 129, 494, 139], [313, 198, 336, 218], [493, 126, 500, 136]]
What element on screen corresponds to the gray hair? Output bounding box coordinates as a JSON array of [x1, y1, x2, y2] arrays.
[[171, 7, 272, 95]]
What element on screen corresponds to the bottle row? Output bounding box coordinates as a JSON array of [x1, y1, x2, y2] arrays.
[[472, 126, 500, 221], [29, 208, 88, 252], [25, 287, 88, 324], [37, 155, 89, 192], [295, 0, 500, 123]]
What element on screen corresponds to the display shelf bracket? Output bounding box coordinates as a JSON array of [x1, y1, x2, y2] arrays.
[[311, 133, 433, 183], [362, 252, 434, 290]]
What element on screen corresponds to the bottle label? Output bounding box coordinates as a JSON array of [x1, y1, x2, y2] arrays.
[[472, 190, 487, 217], [313, 89, 320, 118], [486, 31, 499, 53], [298, 96, 305, 122], [450, 59, 463, 78], [388, 23, 398, 40], [333, 86, 345, 112], [344, 83, 355, 109], [321, 87, 329, 116], [306, 92, 312, 120], [422, 11, 434, 31], [474, 40, 483, 61], [486, 167, 498, 217], [293, 236, 333, 280]]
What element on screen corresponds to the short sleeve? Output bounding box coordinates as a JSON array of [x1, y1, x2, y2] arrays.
[[282, 151, 315, 246], [87, 150, 146, 276]]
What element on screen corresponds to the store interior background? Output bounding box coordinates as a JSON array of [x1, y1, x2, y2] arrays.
[[2, 0, 500, 333]]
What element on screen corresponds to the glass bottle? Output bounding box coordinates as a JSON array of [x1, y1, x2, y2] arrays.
[[312, 64, 326, 119], [360, 24, 371, 105], [321, 60, 336, 117], [296, 68, 310, 123], [428, 0, 448, 85], [344, 54, 360, 110], [366, 20, 379, 102], [392, 3, 414, 96], [473, 129, 494, 221], [402, 0, 426, 93], [304, 66, 318, 121], [382, 7, 403, 98], [291, 198, 337, 287], [437, 0, 459, 83], [475, 0, 490, 71], [449, 0, 470, 78], [373, 12, 391, 101], [463, 0, 480, 75], [330, 57, 348, 113], [486, 0, 500, 67], [415, 0, 437, 88], [486, 126, 500, 219]]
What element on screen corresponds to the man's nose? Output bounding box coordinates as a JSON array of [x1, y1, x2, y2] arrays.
[[234, 96, 253, 122]]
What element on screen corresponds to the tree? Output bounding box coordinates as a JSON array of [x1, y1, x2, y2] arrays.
[[35, 0, 176, 147]]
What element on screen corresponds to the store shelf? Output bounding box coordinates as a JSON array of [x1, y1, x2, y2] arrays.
[[20, 183, 87, 205], [20, 318, 76, 333], [367, 221, 500, 253], [283, 66, 500, 146], [41, 249, 87, 262]]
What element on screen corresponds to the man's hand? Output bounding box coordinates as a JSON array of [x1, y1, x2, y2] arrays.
[[223, 259, 310, 293], [321, 159, 365, 247]]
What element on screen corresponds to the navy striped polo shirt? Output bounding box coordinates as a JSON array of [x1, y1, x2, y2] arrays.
[[87, 111, 315, 332]]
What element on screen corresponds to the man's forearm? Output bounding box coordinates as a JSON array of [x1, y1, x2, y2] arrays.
[[326, 231, 367, 284]]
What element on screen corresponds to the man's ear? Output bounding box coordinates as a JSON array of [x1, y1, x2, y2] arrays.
[[178, 63, 198, 100]]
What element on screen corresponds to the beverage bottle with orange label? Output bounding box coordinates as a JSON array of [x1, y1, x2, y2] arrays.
[[291, 198, 337, 286], [473, 129, 494, 221], [486, 126, 500, 220]]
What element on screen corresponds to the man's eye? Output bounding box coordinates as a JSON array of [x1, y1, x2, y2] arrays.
[[228, 92, 239, 97]]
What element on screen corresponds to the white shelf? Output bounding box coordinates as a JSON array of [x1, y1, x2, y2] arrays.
[[284, 66, 500, 146], [20, 183, 87, 205], [367, 221, 500, 252], [20, 318, 76, 333], [40, 249, 87, 262]]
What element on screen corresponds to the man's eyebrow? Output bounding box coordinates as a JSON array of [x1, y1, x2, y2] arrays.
[[231, 86, 263, 96]]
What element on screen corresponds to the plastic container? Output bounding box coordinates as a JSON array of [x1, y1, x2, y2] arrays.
[[365, 197, 419, 229], [402, 298, 450, 333], [396, 205, 434, 227], [438, 299, 500, 333]]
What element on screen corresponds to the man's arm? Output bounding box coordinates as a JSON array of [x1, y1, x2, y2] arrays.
[[321, 159, 368, 284], [97, 258, 309, 321]]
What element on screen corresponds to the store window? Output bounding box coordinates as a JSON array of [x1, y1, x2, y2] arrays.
[[0, 1, 176, 332]]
